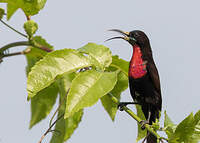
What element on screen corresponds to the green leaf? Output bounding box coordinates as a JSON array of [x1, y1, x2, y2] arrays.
[[25, 36, 53, 74], [64, 110, 83, 140], [78, 43, 112, 69], [100, 93, 119, 121], [56, 73, 76, 97], [25, 47, 47, 73], [193, 110, 200, 142], [25, 41, 57, 128], [101, 69, 128, 121], [105, 55, 145, 141], [0, 8, 5, 19], [30, 83, 58, 128], [65, 70, 118, 118], [164, 111, 175, 128], [110, 55, 129, 76], [194, 110, 200, 125], [24, 20, 38, 37], [32, 36, 54, 50], [100, 56, 129, 121], [27, 49, 92, 98], [164, 111, 176, 139], [7, 2, 18, 20], [50, 73, 83, 143], [169, 110, 200, 143], [0, 0, 47, 20], [50, 109, 83, 143], [169, 113, 194, 143], [135, 105, 147, 142]]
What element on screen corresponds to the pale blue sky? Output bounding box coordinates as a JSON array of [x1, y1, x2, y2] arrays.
[[0, 0, 200, 143]]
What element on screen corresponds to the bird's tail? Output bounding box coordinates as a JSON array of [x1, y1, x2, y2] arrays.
[[147, 131, 157, 143], [146, 107, 160, 143]]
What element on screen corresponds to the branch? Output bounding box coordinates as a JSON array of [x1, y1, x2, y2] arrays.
[[0, 19, 28, 38], [38, 89, 70, 143], [109, 94, 168, 142], [0, 41, 53, 59], [49, 89, 70, 127], [38, 114, 64, 143], [0, 47, 31, 59], [0, 41, 30, 53]]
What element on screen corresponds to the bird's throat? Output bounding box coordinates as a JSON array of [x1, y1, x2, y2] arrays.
[[129, 45, 147, 79]]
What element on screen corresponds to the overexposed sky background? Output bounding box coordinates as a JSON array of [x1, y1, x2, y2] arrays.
[[1, 0, 200, 143]]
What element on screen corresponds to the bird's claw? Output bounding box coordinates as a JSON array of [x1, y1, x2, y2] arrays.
[[139, 120, 149, 130], [118, 102, 139, 111], [118, 102, 128, 111]]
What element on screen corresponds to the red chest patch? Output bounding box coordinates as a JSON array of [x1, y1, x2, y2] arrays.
[[129, 45, 147, 79]]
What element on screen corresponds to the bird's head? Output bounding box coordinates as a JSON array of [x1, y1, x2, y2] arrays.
[[106, 29, 150, 48]]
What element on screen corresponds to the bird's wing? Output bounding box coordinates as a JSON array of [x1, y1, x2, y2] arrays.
[[147, 61, 161, 95], [128, 77, 136, 100]]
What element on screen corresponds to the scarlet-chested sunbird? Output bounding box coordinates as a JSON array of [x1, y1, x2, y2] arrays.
[[107, 29, 162, 143]]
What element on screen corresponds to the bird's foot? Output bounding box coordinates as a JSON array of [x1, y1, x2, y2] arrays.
[[118, 102, 139, 111], [139, 120, 149, 130], [118, 102, 129, 111]]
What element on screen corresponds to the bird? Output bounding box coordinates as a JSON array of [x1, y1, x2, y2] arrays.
[[107, 29, 162, 143]]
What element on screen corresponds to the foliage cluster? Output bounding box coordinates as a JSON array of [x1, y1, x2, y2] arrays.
[[0, 1, 200, 143]]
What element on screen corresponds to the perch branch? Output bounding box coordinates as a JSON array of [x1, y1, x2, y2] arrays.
[[109, 94, 168, 142]]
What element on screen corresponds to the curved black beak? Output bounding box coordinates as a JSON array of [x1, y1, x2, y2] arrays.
[[108, 29, 130, 36], [105, 29, 136, 43]]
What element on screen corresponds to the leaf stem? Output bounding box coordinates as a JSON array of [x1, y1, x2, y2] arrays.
[[0, 19, 28, 38], [38, 114, 64, 143], [32, 40, 53, 52], [1, 48, 31, 58], [49, 89, 70, 127], [109, 94, 168, 142], [26, 15, 31, 21]]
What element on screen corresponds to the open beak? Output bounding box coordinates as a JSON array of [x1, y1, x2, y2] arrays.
[[105, 29, 136, 42]]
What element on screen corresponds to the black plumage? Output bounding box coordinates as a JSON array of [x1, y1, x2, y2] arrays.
[[108, 30, 162, 143]]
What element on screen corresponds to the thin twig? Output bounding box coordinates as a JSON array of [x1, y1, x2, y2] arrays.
[[39, 89, 70, 143], [0, 41, 52, 63], [1, 48, 31, 58], [48, 129, 61, 135], [0, 19, 28, 38], [38, 114, 64, 143], [26, 15, 31, 21], [49, 89, 70, 127], [0, 41, 30, 53], [2, 51, 24, 57], [0, 41, 52, 55]]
